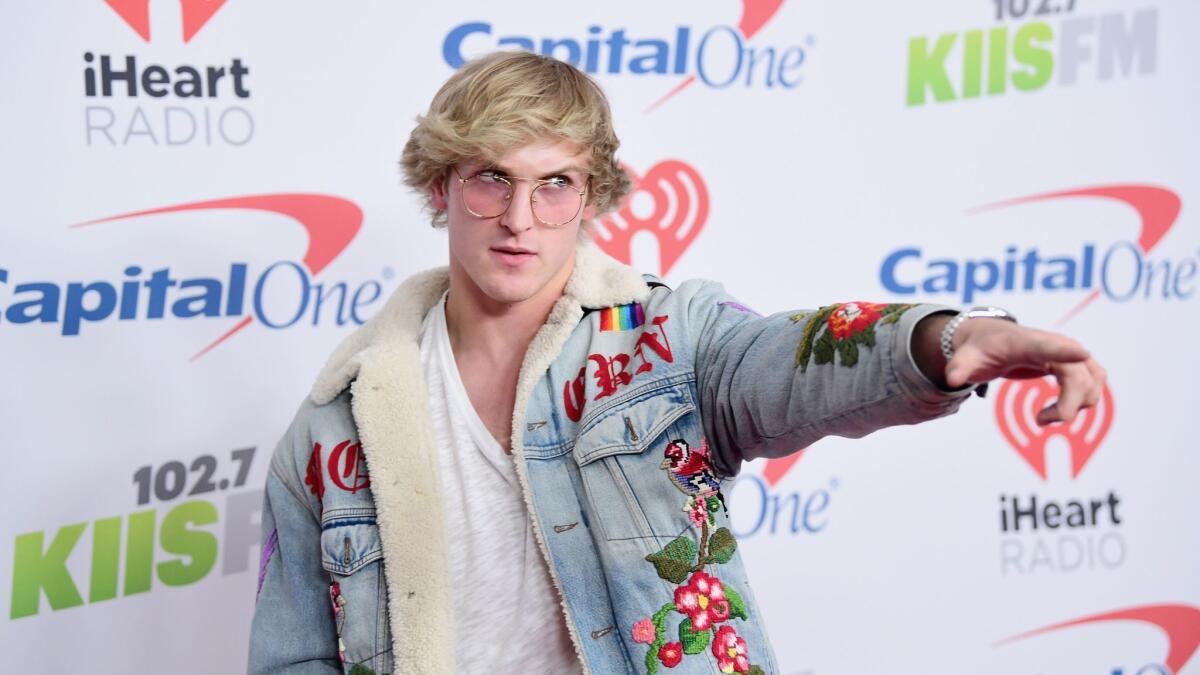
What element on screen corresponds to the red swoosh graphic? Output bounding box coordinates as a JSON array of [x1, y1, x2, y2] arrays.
[[995, 604, 1200, 673], [71, 194, 363, 359], [762, 448, 806, 487], [968, 185, 1181, 325], [645, 0, 789, 112]]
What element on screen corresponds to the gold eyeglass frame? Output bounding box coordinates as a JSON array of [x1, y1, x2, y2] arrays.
[[453, 166, 589, 227]]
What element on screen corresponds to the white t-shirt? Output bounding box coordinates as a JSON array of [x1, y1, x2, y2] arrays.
[[418, 293, 581, 674]]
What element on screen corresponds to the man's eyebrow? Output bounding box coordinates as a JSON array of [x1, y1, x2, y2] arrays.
[[487, 164, 589, 179]]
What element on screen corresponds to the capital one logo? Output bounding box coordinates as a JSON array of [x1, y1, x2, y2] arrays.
[[0, 194, 375, 361], [104, 0, 229, 43], [442, 0, 806, 113], [592, 160, 709, 277], [995, 378, 1115, 480]]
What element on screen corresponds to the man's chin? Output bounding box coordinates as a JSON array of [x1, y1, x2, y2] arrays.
[[477, 275, 542, 306]]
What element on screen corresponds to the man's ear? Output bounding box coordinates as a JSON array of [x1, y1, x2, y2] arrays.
[[430, 174, 449, 211], [582, 201, 597, 221]]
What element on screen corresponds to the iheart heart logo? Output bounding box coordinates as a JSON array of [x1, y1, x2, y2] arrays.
[[105, 0, 229, 43], [593, 160, 709, 277], [994, 377, 1115, 480]]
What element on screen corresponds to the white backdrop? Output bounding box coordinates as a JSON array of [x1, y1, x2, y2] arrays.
[[2, 1, 1197, 673]]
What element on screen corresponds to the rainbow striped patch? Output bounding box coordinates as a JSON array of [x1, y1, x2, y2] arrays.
[[599, 303, 645, 332]]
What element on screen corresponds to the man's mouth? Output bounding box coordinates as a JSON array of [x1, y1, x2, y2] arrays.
[[490, 246, 537, 265]]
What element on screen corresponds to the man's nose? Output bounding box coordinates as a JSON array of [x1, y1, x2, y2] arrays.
[[499, 181, 537, 234]]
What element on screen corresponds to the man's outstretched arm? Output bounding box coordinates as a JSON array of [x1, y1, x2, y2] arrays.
[[680, 281, 1104, 475]]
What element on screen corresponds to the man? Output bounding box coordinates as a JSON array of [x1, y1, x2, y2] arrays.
[[248, 51, 1104, 674]]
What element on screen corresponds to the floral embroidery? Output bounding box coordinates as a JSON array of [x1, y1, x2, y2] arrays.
[[329, 582, 348, 663], [658, 642, 683, 668], [674, 571, 731, 631], [713, 626, 751, 674], [791, 301, 914, 373], [632, 618, 656, 644], [633, 437, 765, 674]]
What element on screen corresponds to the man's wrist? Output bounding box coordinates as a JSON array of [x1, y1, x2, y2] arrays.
[[913, 313, 954, 389]]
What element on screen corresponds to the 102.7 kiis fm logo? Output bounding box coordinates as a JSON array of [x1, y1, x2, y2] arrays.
[[906, 1, 1157, 106], [9, 447, 263, 619], [85, 0, 254, 147]]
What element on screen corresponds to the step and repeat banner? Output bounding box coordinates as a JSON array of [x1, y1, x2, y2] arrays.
[[2, 1, 1197, 673]]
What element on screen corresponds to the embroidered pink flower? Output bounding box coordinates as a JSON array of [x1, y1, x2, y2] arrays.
[[686, 497, 709, 528], [658, 641, 683, 668], [826, 302, 884, 339], [673, 570, 731, 631], [631, 618, 655, 644], [712, 625, 750, 674]]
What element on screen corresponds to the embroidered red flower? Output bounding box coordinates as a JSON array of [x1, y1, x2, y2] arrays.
[[658, 641, 683, 668], [673, 570, 731, 631], [712, 625, 750, 674], [826, 302, 885, 339], [631, 618, 656, 644]]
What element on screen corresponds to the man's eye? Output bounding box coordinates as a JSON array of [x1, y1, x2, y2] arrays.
[[476, 170, 506, 183], [545, 176, 570, 188]]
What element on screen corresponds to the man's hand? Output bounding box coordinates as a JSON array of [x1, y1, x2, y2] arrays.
[[913, 315, 1107, 426]]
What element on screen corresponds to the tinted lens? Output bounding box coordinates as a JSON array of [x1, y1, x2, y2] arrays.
[[462, 174, 511, 217], [532, 182, 583, 225]]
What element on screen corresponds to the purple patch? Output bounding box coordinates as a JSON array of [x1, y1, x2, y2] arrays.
[[719, 301, 762, 317], [256, 528, 279, 600]]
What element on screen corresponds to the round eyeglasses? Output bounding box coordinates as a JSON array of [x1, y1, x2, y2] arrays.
[[453, 167, 589, 227]]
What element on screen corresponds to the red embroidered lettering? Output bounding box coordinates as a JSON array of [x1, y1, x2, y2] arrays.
[[327, 440, 370, 493], [633, 315, 673, 374], [591, 352, 633, 401], [562, 314, 675, 420], [304, 443, 325, 503], [564, 367, 587, 422]]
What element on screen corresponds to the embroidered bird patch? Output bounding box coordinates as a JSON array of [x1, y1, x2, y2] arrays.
[[661, 438, 727, 527]]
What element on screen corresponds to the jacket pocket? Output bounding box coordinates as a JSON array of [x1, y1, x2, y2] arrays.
[[573, 381, 703, 542], [320, 510, 391, 674]]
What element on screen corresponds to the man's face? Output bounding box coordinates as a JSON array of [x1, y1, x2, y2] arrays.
[[432, 139, 596, 308]]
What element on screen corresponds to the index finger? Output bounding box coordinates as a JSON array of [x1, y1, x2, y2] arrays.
[[1014, 330, 1090, 368]]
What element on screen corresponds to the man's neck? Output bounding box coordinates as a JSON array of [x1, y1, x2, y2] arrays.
[[443, 263, 573, 366]]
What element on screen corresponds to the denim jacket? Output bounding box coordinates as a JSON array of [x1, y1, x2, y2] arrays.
[[248, 242, 971, 674]]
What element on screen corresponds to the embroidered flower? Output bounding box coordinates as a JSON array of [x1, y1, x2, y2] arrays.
[[658, 641, 683, 668], [686, 497, 709, 528], [673, 570, 731, 631], [712, 625, 750, 674], [826, 302, 884, 339], [632, 618, 656, 644]]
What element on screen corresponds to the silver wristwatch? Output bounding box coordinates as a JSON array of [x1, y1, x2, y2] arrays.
[[940, 306, 1018, 362]]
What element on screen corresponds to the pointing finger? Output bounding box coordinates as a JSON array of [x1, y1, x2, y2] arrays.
[[1019, 331, 1090, 369], [1036, 362, 1090, 425]]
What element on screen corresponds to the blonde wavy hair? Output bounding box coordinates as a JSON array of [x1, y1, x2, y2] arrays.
[[400, 50, 632, 228]]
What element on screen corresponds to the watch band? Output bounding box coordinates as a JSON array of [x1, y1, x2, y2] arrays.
[[940, 306, 1018, 362]]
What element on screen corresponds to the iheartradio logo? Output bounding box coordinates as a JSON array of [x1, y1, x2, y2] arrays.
[[105, 0, 229, 43], [593, 160, 709, 277], [994, 378, 1115, 480]]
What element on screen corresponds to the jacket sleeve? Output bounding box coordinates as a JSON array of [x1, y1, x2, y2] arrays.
[[680, 280, 974, 477], [247, 417, 342, 674]]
